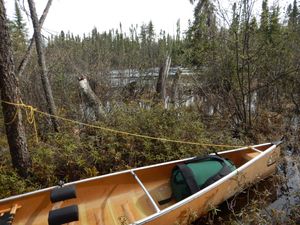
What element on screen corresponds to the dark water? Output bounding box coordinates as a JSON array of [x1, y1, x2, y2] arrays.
[[269, 148, 300, 214]]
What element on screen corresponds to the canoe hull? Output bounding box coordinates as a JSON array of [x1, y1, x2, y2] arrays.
[[0, 143, 280, 225], [138, 144, 280, 225]]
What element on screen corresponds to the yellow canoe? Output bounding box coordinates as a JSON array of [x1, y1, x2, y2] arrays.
[[0, 142, 281, 225]]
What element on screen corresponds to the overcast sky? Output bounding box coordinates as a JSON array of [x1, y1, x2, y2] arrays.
[[4, 0, 292, 38], [4, 0, 195, 37]]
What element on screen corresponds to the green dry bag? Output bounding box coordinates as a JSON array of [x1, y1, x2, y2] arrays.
[[159, 155, 236, 204]]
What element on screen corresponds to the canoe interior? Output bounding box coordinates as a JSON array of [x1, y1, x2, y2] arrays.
[[0, 144, 273, 225]]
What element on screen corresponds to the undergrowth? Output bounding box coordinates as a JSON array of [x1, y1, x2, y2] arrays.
[[0, 106, 240, 198]]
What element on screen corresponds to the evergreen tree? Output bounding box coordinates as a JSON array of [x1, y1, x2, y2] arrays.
[[10, 0, 28, 66], [269, 5, 281, 42], [147, 21, 156, 67], [288, 0, 299, 27], [260, 0, 270, 41], [185, 0, 216, 67], [14, 0, 27, 37]]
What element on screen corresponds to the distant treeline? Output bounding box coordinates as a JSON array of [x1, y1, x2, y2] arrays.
[[45, 21, 185, 75]]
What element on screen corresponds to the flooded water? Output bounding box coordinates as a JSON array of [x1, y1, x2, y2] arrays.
[[268, 148, 300, 216]]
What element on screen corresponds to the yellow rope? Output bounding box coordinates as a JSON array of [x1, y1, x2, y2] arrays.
[[23, 102, 39, 143], [1, 100, 39, 143], [0, 100, 244, 149]]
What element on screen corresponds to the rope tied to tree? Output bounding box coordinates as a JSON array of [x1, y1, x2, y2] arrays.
[[1, 100, 39, 143], [23, 102, 39, 143]]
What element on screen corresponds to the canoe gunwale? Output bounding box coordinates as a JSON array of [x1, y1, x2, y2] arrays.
[[0, 144, 256, 204], [132, 142, 277, 225]]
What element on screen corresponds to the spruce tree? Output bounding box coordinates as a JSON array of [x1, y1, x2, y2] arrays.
[[14, 0, 27, 38], [288, 0, 299, 26], [260, 0, 270, 41], [10, 0, 28, 66]]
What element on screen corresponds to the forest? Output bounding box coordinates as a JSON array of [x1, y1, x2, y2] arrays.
[[0, 0, 300, 224]]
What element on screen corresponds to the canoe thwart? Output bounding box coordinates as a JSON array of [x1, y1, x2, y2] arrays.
[[250, 147, 262, 153], [0, 204, 21, 215], [50, 185, 77, 203], [130, 170, 161, 213], [48, 205, 79, 225]]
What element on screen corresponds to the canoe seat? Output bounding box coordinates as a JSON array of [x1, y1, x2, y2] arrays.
[[50, 185, 77, 210], [48, 205, 79, 225], [50, 185, 77, 203], [49, 185, 79, 224]]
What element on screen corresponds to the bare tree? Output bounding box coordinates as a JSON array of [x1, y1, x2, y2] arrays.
[[0, 0, 31, 177], [170, 68, 182, 107], [27, 0, 59, 131], [156, 55, 171, 105], [78, 76, 105, 121], [17, 0, 53, 77]]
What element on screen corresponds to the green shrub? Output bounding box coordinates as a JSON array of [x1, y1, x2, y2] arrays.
[[0, 166, 35, 199]]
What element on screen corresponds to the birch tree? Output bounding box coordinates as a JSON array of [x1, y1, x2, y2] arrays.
[[18, 0, 53, 77], [27, 0, 59, 131]]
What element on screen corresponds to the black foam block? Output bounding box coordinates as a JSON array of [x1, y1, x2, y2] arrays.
[[50, 185, 76, 203], [48, 205, 79, 225]]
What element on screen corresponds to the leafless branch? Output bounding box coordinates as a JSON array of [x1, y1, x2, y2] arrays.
[[17, 0, 53, 77]]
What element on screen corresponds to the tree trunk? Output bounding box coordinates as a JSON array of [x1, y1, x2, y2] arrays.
[[0, 0, 31, 177], [170, 68, 182, 107], [17, 0, 53, 77], [156, 55, 171, 104], [78, 76, 105, 121], [27, 0, 59, 132]]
